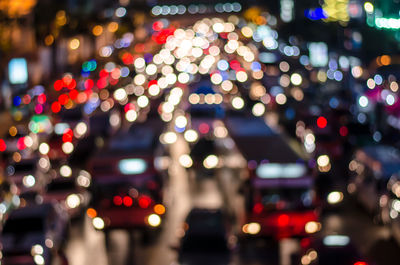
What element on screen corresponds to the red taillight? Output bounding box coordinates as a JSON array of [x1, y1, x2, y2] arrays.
[[138, 195, 151, 208], [300, 238, 311, 249], [113, 196, 122, 206], [198, 123, 210, 134], [354, 262, 367, 265], [253, 203, 264, 214], [277, 214, 290, 227], [147, 180, 158, 190], [123, 196, 133, 207]]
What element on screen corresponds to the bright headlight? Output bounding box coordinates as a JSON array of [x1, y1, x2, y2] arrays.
[[66, 194, 81, 209]]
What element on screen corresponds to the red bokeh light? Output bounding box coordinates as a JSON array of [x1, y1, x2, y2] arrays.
[[152, 28, 175, 44], [148, 80, 158, 87], [122, 52, 134, 65], [51, 102, 62, 113], [198, 123, 210, 134], [277, 214, 290, 226], [37, 94, 46, 104], [58, 94, 69, 105], [230, 60, 241, 70], [113, 196, 122, 206], [253, 202, 264, 214], [54, 80, 64, 91], [300, 237, 311, 249], [35, 104, 43, 114], [138, 195, 151, 208], [17, 137, 26, 150], [69, 89, 78, 100], [152, 21, 164, 31], [123, 196, 133, 207], [124, 103, 135, 113], [22, 94, 31, 105], [339, 126, 348, 136], [62, 128, 73, 143], [134, 43, 145, 53], [0, 139, 6, 152], [97, 78, 108, 89], [317, 116, 328, 129], [84, 79, 94, 90], [99, 69, 108, 78], [67, 79, 77, 90]]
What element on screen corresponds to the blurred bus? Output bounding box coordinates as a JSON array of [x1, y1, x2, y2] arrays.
[[225, 117, 319, 239]]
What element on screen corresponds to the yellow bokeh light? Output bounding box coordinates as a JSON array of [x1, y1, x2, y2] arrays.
[[92, 25, 103, 36], [44, 35, 54, 46], [108, 22, 119, 33], [69, 38, 80, 50]]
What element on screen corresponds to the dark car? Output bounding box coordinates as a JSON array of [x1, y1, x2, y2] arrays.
[[299, 235, 370, 265], [176, 208, 234, 265], [0, 203, 68, 265]]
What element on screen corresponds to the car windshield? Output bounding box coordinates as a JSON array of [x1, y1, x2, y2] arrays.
[[3, 217, 44, 234], [10, 163, 35, 173], [255, 188, 313, 211], [47, 181, 75, 192], [181, 234, 228, 252], [182, 210, 228, 252], [60, 108, 83, 122]]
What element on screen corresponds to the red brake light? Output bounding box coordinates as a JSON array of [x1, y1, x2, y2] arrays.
[[300, 237, 311, 249], [198, 123, 210, 134], [354, 262, 367, 265], [339, 126, 348, 136], [123, 196, 133, 207], [17, 137, 26, 150], [62, 129, 73, 143], [277, 214, 290, 226], [0, 139, 6, 152], [113, 196, 122, 206], [147, 180, 158, 190], [138, 195, 151, 208], [317, 116, 327, 129], [51, 101, 62, 113], [253, 203, 264, 214]]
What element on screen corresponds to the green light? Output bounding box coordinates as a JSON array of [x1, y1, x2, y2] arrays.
[[375, 17, 400, 29]]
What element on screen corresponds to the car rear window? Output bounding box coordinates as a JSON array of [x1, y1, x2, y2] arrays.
[[3, 217, 44, 234]]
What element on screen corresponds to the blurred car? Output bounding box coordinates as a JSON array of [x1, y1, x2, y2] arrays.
[[0, 203, 68, 265], [18, 190, 43, 208], [2, 125, 30, 157], [88, 118, 166, 231], [188, 137, 219, 176], [88, 110, 113, 137], [5, 156, 48, 194], [385, 174, 400, 245], [348, 145, 400, 223], [42, 170, 91, 218], [90, 180, 165, 230], [0, 179, 19, 225], [225, 117, 319, 239], [299, 234, 370, 265], [56, 106, 89, 136], [186, 77, 225, 136], [175, 208, 234, 265]]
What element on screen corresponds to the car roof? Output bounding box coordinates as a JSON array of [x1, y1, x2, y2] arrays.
[[7, 203, 54, 219], [226, 118, 301, 163]]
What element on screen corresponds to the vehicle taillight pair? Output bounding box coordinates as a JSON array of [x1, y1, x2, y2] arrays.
[[113, 195, 133, 207]]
